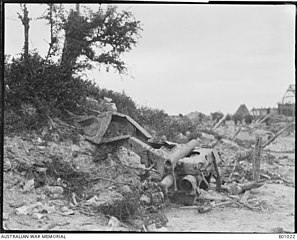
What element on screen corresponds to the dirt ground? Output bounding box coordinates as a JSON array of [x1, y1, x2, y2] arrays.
[[2, 127, 295, 233], [3, 179, 295, 232], [165, 183, 295, 232]]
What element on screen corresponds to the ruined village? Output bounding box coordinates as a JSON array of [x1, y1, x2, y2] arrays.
[[2, 84, 295, 232], [2, 3, 296, 233]]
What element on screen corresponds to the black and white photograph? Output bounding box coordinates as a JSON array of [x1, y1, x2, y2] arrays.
[[2, 1, 296, 234]]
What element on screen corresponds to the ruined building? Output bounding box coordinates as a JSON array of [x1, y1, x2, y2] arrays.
[[278, 84, 295, 117]]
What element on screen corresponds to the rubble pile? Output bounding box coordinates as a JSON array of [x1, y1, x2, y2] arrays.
[[3, 100, 295, 231]]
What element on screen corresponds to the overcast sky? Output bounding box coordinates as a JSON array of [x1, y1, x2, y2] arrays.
[[4, 3, 296, 115]]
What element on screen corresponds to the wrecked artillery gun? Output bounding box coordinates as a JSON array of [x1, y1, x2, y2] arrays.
[[159, 142, 222, 205], [73, 111, 222, 205]]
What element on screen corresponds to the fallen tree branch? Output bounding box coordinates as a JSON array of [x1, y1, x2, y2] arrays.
[[197, 194, 230, 202], [253, 112, 272, 125], [263, 149, 295, 154], [252, 112, 272, 127], [87, 176, 135, 187], [213, 114, 227, 130], [237, 180, 266, 191], [260, 173, 271, 180], [256, 112, 272, 125], [239, 190, 250, 204], [262, 123, 295, 149], [213, 201, 233, 208], [233, 201, 258, 211], [179, 201, 233, 210], [179, 206, 199, 209]]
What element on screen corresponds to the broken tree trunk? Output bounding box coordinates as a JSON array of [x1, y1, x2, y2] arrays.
[[253, 137, 262, 181], [212, 155, 221, 191], [262, 123, 295, 149], [213, 114, 227, 130]]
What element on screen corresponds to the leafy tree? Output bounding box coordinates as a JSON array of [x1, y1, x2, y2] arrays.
[[5, 4, 142, 114], [5, 53, 86, 113], [59, 5, 142, 75]]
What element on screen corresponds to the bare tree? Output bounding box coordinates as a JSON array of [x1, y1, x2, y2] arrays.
[[76, 3, 80, 15], [17, 4, 30, 62]]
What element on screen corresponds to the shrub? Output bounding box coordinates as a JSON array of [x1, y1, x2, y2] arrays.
[[4, 53, 90, 129], [137, 107, 168, 132], [82, 81, 139, 119], [225, 114, 232, 121], [4, 53, 200, 141], [211, 111, 224, 122]]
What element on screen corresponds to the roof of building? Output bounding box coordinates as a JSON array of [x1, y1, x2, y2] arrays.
[[282, 84, 295, 104], [234, 104, 250, 117]]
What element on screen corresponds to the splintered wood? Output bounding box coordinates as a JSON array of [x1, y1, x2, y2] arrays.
[[239, 190, 251, 204], [253, 137, 262, 181], [213, 114, 227, 130]]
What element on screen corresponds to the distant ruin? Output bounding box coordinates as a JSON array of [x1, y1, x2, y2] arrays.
[[251, 84, 295, 118]]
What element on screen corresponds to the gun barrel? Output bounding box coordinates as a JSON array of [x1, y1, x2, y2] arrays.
[[160, 174, 174, 189], [180, 175, 197, 193], [164, 139, 200, 172]]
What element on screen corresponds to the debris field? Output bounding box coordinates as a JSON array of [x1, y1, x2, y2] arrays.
[[2, 100, 295, 232]]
